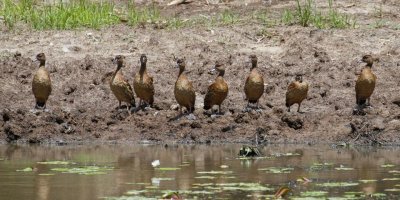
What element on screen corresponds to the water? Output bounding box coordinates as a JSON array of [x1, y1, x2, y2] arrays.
[[0, 144, 399, 200]]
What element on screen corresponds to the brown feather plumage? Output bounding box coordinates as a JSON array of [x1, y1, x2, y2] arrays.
[[110, 55, 136, 109], [204, 64, 228, 113], [134, 54, 155, 106], [32, 53, 52, 109], [285, 75, 308, 112], [244, 55, 264, 105], [174, 58, 195, 113], [355, 55, 377, 106]]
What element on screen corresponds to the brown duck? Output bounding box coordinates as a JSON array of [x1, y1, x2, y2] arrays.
[[285, 74, 309, 112], [174, 58, 196, 114], [355, 55, 378, 106], [32, 53, 52, 109], [244, 55, 264, 108], [133, 54, 154, 107], [110, 55, 136, 110], [204, 60, 228, 114]]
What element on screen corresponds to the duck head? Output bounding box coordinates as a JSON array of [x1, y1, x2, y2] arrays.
[[361, 55, 378, 67], [210, 60, 225, 77], [176, 58, 186, 73], [140, 54, 147, 67], [113, 55, 125, 69], [249, 54, 258, 69], [295, 74, 303, 83], [36, 53, 46, 66]]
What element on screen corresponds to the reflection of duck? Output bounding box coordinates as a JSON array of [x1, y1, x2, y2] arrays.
[[174, 58, 195, 114], [133, 54, 154, 107], [285, 74, 309, 112], [355, 55, 377, 106], [244, 55, 264, 108], [204, 60, 228, 114], [110, 55, 136, 110], [32, 53, 52, 109]]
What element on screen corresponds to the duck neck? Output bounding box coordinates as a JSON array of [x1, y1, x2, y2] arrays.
[[251, 62, 257, 71], [139, 63, 146, 74], [218, 70, 225, 77], [115, 63, 124, 74], [366, 62, 373, 68], [39, 60, 46, 67], [178, 68, 184, 77]]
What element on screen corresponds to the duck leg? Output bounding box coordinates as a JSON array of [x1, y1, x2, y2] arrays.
[[287, 106, 291, 112], [218, 105, 222, 115], [297, 103, 301, 113]]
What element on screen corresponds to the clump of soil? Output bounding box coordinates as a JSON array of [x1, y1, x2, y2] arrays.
[[1, 1, 400, 145]]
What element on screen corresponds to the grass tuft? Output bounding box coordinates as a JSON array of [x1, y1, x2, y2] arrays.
[[282, 0, 356, 29], [0, 0, 119, 30]]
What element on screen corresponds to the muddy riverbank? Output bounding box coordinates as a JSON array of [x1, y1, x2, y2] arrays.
[[1, 0, 399, 145]]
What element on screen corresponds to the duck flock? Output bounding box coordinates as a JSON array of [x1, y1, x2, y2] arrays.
[[31, 53, 377, 116]]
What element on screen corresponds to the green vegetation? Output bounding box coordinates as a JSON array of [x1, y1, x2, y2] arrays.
[[281, 0, 356, 29], [0, 0, 243, 30], [0, 0, 119, 29], [0, 0, 360, 30]]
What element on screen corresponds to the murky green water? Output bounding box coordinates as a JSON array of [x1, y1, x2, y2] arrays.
[[0, 144, 400, 200]]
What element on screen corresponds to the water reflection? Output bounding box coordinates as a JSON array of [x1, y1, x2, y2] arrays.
[[0, 144, 399, 199]]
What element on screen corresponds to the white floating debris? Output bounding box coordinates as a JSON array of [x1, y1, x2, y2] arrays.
[[151, 160, 160, 168]]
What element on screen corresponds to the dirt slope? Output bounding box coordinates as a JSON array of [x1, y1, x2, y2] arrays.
[[1, 0, 399, 145]]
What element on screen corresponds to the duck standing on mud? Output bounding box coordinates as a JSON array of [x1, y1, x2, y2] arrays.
[[32, 53, 52, 109], [285, 74, 309, 112], [355, 55, 378, 108], [133, 54, 154, 108], [244, 55, 264, 109], [110, 55, 136, 111], [203, 60, 229, 114], [174, 58, 196, 115]]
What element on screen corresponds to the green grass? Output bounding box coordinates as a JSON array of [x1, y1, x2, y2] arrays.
[[0, 0, 357, 30], [281, 0, 356, 29], [0, 0, 120, 29]]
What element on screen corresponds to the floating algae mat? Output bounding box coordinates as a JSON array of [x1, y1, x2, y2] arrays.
[[1, 145, 400, 199], [51, 166, 114, 175]]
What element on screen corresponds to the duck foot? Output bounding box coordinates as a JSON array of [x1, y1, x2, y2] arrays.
[[186, 113, 197, 120]]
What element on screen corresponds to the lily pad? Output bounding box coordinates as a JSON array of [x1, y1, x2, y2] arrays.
[[197, 171, 233, 174], [37, 161, 71, 165], [382, 178, 400, 181], [155, 167, 181, 171], [125, 190, 147, 195], [310, 162, 334, 171], [335, 166, 354, 171], [300, 191, 328, 197], [385, 188, 400, 192], [258, 167, 294, 174], [317, 182, 359, 187], [195, 176, 215, 179], [381, 164, 395, 168], [359, 179, 377, 183], [16, 167, 33, 172], [216, 183, 273, 191], [38, 173, 55, 176], [51, 166, 113, 175]]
